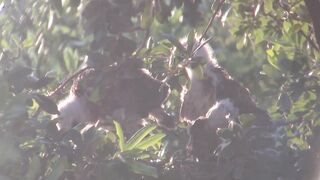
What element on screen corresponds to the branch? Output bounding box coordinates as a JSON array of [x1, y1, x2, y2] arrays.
[[192, 37, 213, 56], [198, 0, 226, 44], [48, 67, 91, 97]]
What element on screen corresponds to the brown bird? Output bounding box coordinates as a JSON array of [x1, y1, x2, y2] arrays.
[[180, 43, 218, 122], [180, 42, 271, 125], [57, 58, 176, 133]]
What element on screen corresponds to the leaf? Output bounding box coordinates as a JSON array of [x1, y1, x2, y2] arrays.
[[124, 125, 157, 151], [126, 160, 158, 178], [135, 133, 165, 150], [266, 49, 280, 70], [114, 121, 125, 152], [263, 0, 273, 13], [162, 34, 187, 55], [22, 32, 35, 48], [254, 29, 264, 44], [150, 43, 171, 56], [261, 64, 281, 78], [283, 21, 291, 33], [32, 94, 59, 114], [120, 149, 143, 159], [186, 30, 195, 54], [63, 47, 78, 73]]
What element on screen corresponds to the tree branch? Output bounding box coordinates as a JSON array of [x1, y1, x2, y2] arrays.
[[198, 0, 226, 44], [49, 67, 91, 97]]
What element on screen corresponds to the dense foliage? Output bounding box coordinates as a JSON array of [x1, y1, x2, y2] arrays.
[[0, 0, 320, 179]]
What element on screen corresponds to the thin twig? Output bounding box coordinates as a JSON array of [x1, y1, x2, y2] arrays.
[[198, 0, 226, 45], [192, 37, 213, 56], [49, 67, 91, 97]]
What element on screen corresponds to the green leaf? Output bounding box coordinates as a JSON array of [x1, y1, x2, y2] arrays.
[[22, 32, 34, 48], [114, 121, 125, 152], [63, 47, 78, 73], [162, 34, 187, 55], [266, 49, 280, 70], [266, 49, 274, 57], [254, 29, 264, 44], [283, 21, 291, 33], [263, 1, 273, 13], [150, 44, 171, 56], [261, 64, 281, 78], [186, 30, 195, 54], [126, 160, 158, 178], [124, 125, 157, 151], [119, 149, 150, 160], [136, 133, 165, 150]]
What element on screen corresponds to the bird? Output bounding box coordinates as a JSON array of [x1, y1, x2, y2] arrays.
[[57, 58, 176, 134], [180, 40, 271, 125], [187, 99, 237, 161]]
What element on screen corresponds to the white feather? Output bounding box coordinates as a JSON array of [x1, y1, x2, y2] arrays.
[[57, 94, 91, 131]]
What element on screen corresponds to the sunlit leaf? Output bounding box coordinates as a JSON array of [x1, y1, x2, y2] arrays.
[[186, 30, 195, 54], [124, 125, 157, 151], [135, 133, 165, 150], [63, 47, 78, 73], [162, 34, 187, 55], [114, 121, 125, 152]]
